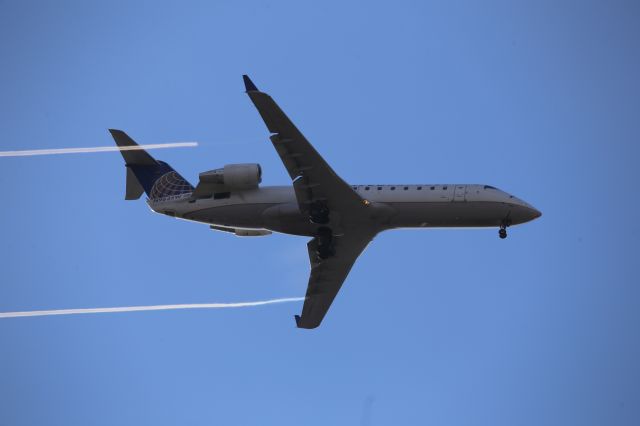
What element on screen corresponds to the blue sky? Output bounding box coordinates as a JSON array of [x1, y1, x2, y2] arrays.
[[0, 1, 638, 425]]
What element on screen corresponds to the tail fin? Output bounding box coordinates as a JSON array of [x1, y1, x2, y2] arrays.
[[109, 129, 194, 200]]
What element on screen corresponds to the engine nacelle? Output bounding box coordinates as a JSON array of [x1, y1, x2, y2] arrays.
[[198, 163, 262, 191], [222, 163, 262, 189]]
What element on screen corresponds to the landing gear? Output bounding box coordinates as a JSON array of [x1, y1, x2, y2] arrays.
[[309, 201, 330, 224], [309, 201, 334, 258], [499, 216, 511, 239], [316, 226, 335, 259]]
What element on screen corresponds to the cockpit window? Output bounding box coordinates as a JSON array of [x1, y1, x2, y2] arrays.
[[484, 185, 497, 190]]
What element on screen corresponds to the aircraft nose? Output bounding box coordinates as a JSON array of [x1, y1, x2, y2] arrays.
[[530, 206, 542, 220]]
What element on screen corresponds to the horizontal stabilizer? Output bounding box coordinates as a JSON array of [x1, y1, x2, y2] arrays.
[[109, 129, 158, 166], [125, 167, 144, 200]]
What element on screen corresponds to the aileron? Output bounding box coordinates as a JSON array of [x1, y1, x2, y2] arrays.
[[295, 232, 375, 329]]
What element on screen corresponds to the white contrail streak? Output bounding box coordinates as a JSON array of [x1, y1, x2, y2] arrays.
[[0, 297, 305, 319], [0, 142, 198, 158]]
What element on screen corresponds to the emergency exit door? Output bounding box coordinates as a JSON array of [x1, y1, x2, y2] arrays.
[[453, 185, 466, 202]]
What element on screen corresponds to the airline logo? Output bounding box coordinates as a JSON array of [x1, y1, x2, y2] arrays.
[[149, 171, 193, 200]]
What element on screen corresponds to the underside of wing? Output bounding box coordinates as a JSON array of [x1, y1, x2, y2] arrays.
[[243, 75, 364, 220], [295, 232, 376, 329], [242, 75, 376, 329]]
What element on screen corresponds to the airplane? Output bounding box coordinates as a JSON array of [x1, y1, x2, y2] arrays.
[[110, 75, 541, 329]]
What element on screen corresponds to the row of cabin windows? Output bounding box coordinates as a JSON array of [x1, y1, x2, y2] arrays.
[[352, 185, 449, 191]]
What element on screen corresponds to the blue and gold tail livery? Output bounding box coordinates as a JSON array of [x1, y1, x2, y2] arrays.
[[109, 129, 194, 201]]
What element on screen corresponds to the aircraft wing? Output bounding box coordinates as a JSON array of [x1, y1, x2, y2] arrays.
[[296, 231, 376, 329], [243, 75, 364, 217]]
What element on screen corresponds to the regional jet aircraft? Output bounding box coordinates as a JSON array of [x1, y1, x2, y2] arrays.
[[111, 75, 541, 329]]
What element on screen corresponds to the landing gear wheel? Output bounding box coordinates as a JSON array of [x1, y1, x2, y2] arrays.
[[317, 247, 335, 259], [309, 201, 330, 224], [499, 214, 511, 240], [316, 227, 335, 259]]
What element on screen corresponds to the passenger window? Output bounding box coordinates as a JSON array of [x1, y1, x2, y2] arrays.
[[430, 186, 435, 190], [377, 186, 382, 190], [403, 186, 408, 190], [390, 186, 396, 190], [443, 186, 448, 190], [417, 186, 422, 190], [365, 186, 370, 190]]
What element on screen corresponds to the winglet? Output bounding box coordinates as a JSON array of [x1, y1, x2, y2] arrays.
[[294, 314, 319, 329], [242, 74, 259, 92]]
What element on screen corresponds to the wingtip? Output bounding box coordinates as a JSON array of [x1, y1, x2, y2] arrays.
[[294, 315, 319, 329], [242, 74, 258, 92]]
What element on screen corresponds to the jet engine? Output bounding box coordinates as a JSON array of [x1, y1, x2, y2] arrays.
[[197, 163, 262, 190], [191, 164, 262, 199], [222, 163, 262, 189]]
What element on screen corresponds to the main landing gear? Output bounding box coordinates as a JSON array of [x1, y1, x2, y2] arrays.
[[310, 200, 330, 225], [309, 201, 334, 259], [316, 226, 335, 259]]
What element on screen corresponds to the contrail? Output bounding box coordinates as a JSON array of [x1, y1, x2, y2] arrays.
[[0, 297, 304, 319], [0, 142, 198, 158]]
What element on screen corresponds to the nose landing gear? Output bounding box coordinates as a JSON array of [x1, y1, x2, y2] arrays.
[[499, 216, 511, 239]]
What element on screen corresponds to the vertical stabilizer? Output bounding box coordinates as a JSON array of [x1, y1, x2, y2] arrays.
[[109, 129, 194, 200]]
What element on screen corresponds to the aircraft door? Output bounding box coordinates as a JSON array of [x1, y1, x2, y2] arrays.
[[453, 185, 466, 202]]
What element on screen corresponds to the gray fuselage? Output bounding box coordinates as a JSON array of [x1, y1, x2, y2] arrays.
[[147, 183, 541, 237]]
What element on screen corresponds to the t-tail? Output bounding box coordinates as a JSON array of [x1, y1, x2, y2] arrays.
[[109, 129, 194, 200]]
